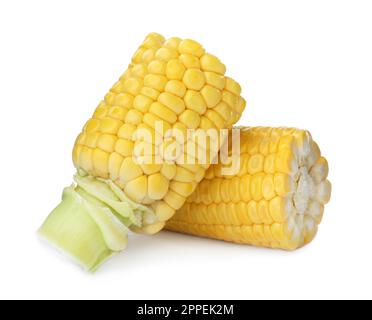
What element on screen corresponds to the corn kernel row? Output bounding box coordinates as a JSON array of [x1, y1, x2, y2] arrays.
[[166, 127, 332, 250], [72, 33, 246, 232]]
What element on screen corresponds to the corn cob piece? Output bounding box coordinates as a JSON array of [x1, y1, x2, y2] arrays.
[[38, 33, 246, 271], [166, 127, 332, 250]]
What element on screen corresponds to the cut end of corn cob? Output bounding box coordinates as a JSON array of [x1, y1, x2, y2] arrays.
[[166, 127, 332, 250], [39, 32, 246, 270]]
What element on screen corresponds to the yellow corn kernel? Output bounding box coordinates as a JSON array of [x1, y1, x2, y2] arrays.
[[259, 137, 271, 156], [133, 222, 166, 236], [158, 92, 185, 115], [148, 173, 169, 200], [199, 116, 217, 130], [165, 80, 187, 98], [164, 190, 186, 210], [160, 162, 177, 180], [253, 224, 265, 242], [133, 141, 157, 157], [99, 118, 123, 134], [183, 69, 206, 91], [225, 77, 242, 96], [247, 200, 261, 224], [269, 196, 288, 223], [133, 94, 153, 113], [258, 200, 273, 224], [213, 102, 231, 121], [169, 181, 195, 198], [135, 123, 161, 144], [173, 166, 195, 183], [119, 69, 131, 82], [84, 119, 100, 133], [148, 60, 166, 75], [239, 175, 251, 202], [108, 152, 124, 181], [142, 49, 156, 63], [194, 167, 206, 183], [154, 201, 176, 222], [172, 122, 188, 143], [278, 134, 294, 151], [156, 47, 178, 62], [262, 174, 276, 200], [200, 54, 226, 75], [166, 59, 186, 80], [164, 37, 182, 49], [131, 63, 147, 78], [123, 78, 143, 96], [141, 86, 160, 100], [274, 173, 294, 197], [160, 138, 181, 161], [92, 148, 109, 178], [184, 90, 207, 115], [143, 113, 172, 135], [204, 72, 226, 90], [178, 162, 201, 174], [104, 91, 116, 105], [144, 74, 167, 91], [97, 134, 117, 153], [204, 110, 225, 129], [142, 32, 165, 48], [75, 133, 86, 146], [250, 173, 264, 201], [149, 102, 177, 124], [125, 175, 148, 202], [222, 91, 238, 110], [140, 161, 162, 175], [179, 53, 201, 69], [111, 81, 124, 94], [263, 225, 275, 243], [270, 223, 287, 242], [84, 132, 99, 148], [107, 106, 128, 121], [178, 109, 201, 129], [119, 157, 143, 183], [132, 47, 146, 64], [117, 123, 136, 140], [93, 105, 108, 119], [125, 109, 143, 125], [78, 146, 93, 172], [201, 85, 222, 108], [72, 144, 81, 166], [248, 154, 265, 175], [264, 154, 276, 174], [269, 135, 280, 154], [275, 149, 297, 174], [179, 39, 205, 57]]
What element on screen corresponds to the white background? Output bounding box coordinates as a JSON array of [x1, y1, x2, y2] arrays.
[[0, 0, 371, 300]]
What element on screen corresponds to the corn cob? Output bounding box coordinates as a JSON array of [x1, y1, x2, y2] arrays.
[[166, 127, 331, 250], [39, 33, 246, 271]]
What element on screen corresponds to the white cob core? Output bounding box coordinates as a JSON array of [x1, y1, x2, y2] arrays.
[[288, 132, 331, 244]]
